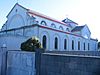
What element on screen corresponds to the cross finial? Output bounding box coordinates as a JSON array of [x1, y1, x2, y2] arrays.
[[65, 14, 69, 18]]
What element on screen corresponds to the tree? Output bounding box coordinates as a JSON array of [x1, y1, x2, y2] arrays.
[[20, 36, 42, 52]]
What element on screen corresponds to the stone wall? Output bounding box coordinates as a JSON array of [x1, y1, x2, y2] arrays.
[[46, 51, 100, 56], [0, 49, 100, 75], [6, 51, 35, 75], [0, 35, 28, 50], [0, 51, 2, 75], [39, 53, 100, 75], [0, 48, 7, 75]]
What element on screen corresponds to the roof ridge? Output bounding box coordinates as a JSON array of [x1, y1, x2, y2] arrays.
[[66, 18, 78, 25], [7, 3, 69, 27], [28, 9, 70, 27]]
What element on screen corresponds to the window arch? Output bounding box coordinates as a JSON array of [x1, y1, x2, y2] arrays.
[[59, 26, 63, 30], [78, 41, 80, 50], [40, 21, 47, 26], [36, 21, 39, 24], [51, 23, 56, 28], [66, 28, 70, 32], [42, 35, 47, 49], [55, 37, 58, 49], [64, 39, 67, 50], [9, 14, 25, 29], [72, 40, 74, 50]]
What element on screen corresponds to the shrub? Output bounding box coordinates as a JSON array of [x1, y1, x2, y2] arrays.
[[20, 36, 42, 52]]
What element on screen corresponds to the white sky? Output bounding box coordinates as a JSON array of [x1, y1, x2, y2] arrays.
[[0, 0, 100, 40]]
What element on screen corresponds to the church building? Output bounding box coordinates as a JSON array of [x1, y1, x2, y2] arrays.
[[0, 3, 98, 51]]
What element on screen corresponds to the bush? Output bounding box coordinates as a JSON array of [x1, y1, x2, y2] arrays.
[[20, 36, 42, 52]]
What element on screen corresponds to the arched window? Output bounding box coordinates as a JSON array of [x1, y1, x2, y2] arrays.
[[59, 26, 63, 30], [42, 35, 47, 49], [78, 41, 80, 50], [40, 21, 47, 26], [84, 43, 85, 50], [88, 43, 89, 50], [51, 23, 56, 28], [16, 9, 18, 12], [66, 28, 70, 32], [36, 21, 39, 24], [55, 37, 58, 49], [72, 40, 74, 50], [64, 39, 67, 50]]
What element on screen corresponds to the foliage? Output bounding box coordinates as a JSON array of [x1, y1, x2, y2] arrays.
[[20, 36, 42, 52]]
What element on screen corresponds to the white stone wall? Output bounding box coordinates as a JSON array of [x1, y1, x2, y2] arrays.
[[35, 15, 71, 32], [6, 4, 28, 30], [81, 26, 91, 39], [38, 26, 97, 51], [0, 35, 28, 50], [0, 24, 97, 51]]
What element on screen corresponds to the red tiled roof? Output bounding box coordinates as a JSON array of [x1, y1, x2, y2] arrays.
[[7, 3, 69, 27], [27, 9, 70, 27]]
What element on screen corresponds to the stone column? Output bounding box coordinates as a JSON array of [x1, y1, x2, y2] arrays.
[[1, 46, 7, 75], [35, 48, 45, 75]]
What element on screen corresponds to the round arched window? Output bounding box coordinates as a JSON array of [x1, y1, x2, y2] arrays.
[[41, 21, 47, 26], [42, 35, 47, 49]]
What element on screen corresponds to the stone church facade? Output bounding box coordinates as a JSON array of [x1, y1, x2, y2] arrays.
[[0, 3, 98, 51]]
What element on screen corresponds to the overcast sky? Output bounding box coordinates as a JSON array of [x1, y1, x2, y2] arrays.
[[0, 0, 100, 40]]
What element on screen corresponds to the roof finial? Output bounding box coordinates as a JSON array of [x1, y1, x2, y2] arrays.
[[65, 14, 69, 18]]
